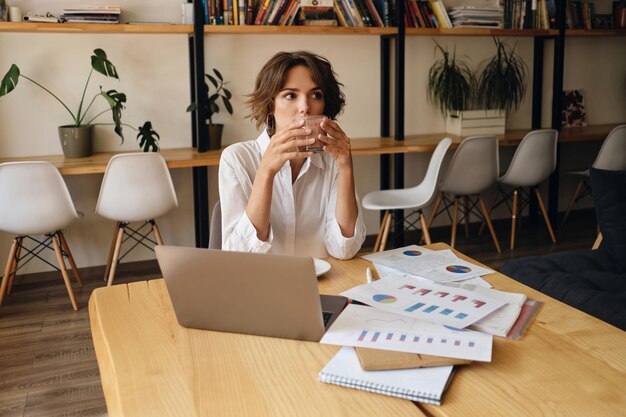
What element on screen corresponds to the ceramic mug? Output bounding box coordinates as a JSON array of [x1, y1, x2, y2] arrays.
[[9, 6, 22, 22]]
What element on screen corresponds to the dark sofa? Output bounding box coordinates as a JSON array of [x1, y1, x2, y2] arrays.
[[501, 168, 626, 331]]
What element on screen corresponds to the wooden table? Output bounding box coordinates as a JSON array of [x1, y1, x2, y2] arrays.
[[89, 243, 626, 417]]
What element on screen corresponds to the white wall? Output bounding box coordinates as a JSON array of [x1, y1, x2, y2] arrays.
[[0, 1, 625, 273]]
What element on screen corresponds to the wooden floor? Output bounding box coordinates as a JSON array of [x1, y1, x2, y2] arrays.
[[0, 210, 598, 416]]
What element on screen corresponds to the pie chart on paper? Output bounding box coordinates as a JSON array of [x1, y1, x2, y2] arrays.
[[403, 250, 422, 256], [446, 265, 472, 274], [372, 294, 397, 304]]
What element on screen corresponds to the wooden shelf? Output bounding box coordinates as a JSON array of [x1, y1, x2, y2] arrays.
[[566, 29, 626, 37], [405, 28, 558, 37], [0, 22, 193, 34], [203, 25, 396, 35], [0, 22, 397, 35], [558, 123, 623, 142], [0, 148, 222, 175]]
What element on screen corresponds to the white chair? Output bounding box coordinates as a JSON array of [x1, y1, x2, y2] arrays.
[[561, 124, 626, 226], [427, 136, 501, 253], [362, 138, 452, 251], [0, 161, 82, 310], [482, 129, 558, 250], [209, 201, 222, 250], [96, 153, 178, 286]]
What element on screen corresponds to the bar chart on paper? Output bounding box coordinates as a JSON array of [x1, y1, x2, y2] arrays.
[[321, 304, 493, 362], [342, 277, 506, 329]]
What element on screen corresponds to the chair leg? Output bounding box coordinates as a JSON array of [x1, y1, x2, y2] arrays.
[[373, 211, 390, 252], [59, 232, 83, 287], [103, 222, 122, 282], [463, 196, 470, 238], [535, 188, 557, 244], [479, 187, 500, 236], [379, 211, 393, 252], [451, 198, 459, 248], [0, 238, 19, 307], [51, 234, 78, 311], [107, 225, 126, 287], [7, 237, 23, 295], [592, 232, 602, 250], [561, 179, 584, 227], [510, 189, 519, 250], [419, 210, 432, 245], [426, 194, 443, 230], [478, 196, 501, 254], [151, 220, 164, 246]]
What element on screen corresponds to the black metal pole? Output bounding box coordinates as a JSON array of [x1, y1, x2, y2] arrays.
[[529, 36, 545, 223], [191, 0, 209, 247], [380, 36, 391, 224], [393, 2, 405, 248], [549, 0, 567, 227]]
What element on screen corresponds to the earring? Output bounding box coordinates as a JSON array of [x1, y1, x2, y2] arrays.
[[266, 114, 276, 136]]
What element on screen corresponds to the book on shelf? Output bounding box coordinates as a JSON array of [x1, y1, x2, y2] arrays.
[[319, 346, 455, 405], [296, 0, 337, 26], [430, 0, 452, 28]]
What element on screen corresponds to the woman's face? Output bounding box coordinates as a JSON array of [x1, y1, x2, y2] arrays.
[[272, 65, 325, 133]]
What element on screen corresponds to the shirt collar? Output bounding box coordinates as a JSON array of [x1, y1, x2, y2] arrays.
[[256, 129, 325, 170]]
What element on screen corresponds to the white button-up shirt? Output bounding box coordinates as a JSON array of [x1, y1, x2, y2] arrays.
[[218, 130, 366, 259]]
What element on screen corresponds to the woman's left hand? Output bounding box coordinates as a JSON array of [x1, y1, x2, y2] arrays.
[[318, 118, 353, 169]]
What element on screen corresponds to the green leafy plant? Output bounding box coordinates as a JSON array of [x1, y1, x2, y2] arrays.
[[186, 68, 233, 125], [427, 41, 474, 117], [476, 37, 528, 115], [427, 37, 528, 117], [0, 48, 159, 152]]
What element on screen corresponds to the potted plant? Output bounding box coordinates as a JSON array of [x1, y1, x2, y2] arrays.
[[427, 37, 528, 136], [0, 48, 160, 157], [187, 68, 233, 150]]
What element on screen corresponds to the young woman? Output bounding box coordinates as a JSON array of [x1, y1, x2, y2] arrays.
[[219, 51, 365, 259]]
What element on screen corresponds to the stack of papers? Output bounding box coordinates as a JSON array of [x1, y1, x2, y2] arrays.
[[362, 245, 494, 283], [318, 245, 532, 405], [60, 5, 121, 24], [448, 6, 503, 28]]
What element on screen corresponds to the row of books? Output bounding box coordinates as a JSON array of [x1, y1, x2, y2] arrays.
[[502, 0, 557, 29], [200, 0, 395, 26], [197, 0, 620, 29], [404, 0, 452, 28], [60, 5, 121, 24]]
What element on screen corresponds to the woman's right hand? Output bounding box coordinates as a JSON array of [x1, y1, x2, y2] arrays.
[[259, 120, 314, 176]]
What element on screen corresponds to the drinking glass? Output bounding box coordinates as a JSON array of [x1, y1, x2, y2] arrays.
[[293, 115, 325, 153]]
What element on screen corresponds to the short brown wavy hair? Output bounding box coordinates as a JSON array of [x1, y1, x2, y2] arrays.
[[247, 51, 346, 131]]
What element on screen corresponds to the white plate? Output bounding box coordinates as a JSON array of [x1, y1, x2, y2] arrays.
[[313, 258, 331, 277]]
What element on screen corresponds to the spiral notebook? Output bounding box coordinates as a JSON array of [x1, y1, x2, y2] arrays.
[[319, 347, 454, 405]]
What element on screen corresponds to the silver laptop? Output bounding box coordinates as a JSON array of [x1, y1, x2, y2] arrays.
[[155, 245, 348, 342]]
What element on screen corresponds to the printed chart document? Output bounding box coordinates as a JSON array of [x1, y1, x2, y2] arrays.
[[443, 282, 527, 337], [373, 262, 493, 288], [342, 276, 506, 328], [319, 346, 454, 405], [321, 304, 493, 362], [363, 245, 493, 282]]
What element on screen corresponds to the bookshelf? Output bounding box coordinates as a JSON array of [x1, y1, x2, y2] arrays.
[[0, 22, 194, 34], [1, 2, 622, 244]]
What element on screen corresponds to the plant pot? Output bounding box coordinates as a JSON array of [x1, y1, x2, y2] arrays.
[[58, 125, 93, 158], [445, 110, 505, 137], [208, 123, 224, 151]]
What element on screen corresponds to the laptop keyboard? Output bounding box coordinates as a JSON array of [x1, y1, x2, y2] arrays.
[[322, 311, 333, 326]]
